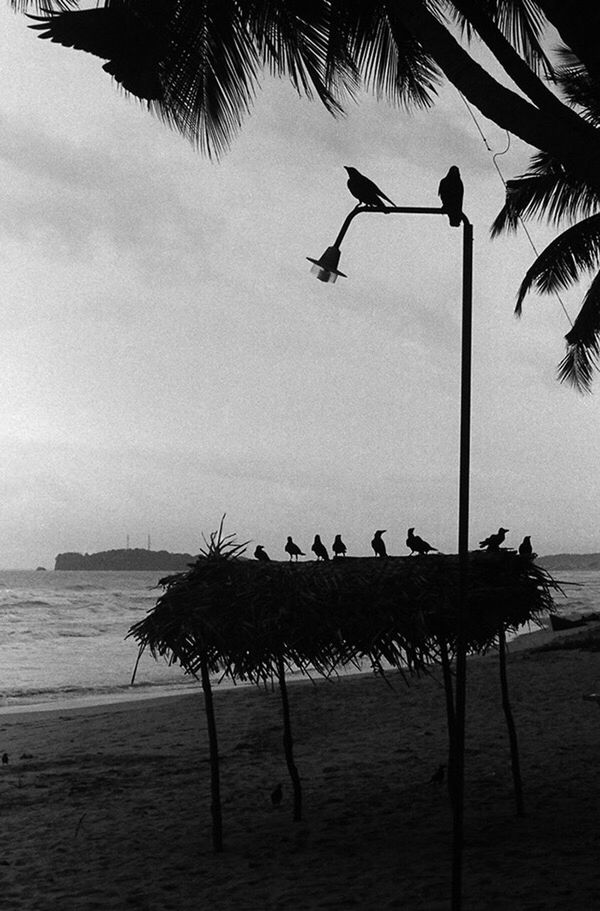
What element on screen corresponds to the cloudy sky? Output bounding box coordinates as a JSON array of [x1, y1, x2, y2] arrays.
[[0, 7, 596, 568]]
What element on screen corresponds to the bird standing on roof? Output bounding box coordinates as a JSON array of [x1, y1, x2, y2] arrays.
[[311, 535, 330, 561], [371, 530, 387, 557], [438, 166, 464, 227], [285, 537, 305, 561], [345, 167, 395, 209], [332, 534, 347, 557], [406, 528, 438, 555], [479, 527, 509, 552], [254, 545, 270, 562], [518, 536, 535, 558]]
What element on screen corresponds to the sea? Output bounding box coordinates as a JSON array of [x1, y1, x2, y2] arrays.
[[0, 568, 597, 714]]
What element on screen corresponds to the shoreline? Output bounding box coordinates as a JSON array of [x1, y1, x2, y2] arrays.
[[2, 621, 595, 721]]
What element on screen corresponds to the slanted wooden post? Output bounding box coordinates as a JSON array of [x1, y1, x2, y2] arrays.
[[199, 653, 224, 851], [498, 624, 525, 816], [277, 655, 302, 821]]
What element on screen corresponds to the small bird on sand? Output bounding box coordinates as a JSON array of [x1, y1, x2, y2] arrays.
[[332, 534, 347, 557], [254, 545, 270, 562], [438, 166, 464, 227], [406, 528, 438, 555], [1, 753, 8, 765], [311, 534, 330, 561], [430, 764, 445, 784], [271, 783, 283, 806], [345, 166, 395, 209], [518, 536, 535, 558], [285, 536, 305, 561], [479, 527, 509, 552], [371, 530, 387, 557]]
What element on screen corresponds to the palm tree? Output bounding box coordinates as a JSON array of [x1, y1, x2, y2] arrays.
[[19, 1, 600, 192], [491, 49, 600, 391]]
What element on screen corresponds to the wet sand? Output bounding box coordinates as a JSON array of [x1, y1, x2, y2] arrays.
[[1, 630, 599, 910]]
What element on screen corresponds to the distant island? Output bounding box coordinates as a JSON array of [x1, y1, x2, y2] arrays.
[[538, 553, 600, 571], [54, 548, 196, 571]]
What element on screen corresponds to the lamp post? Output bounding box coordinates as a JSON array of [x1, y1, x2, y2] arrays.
[[308, 204, 474, 911]]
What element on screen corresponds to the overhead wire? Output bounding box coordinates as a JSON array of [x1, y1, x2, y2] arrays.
[[457, 90, 574, 328]]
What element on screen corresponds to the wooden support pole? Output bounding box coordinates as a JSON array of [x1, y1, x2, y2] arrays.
[[200, 654, 224, 851], [277, 655, 303, 822], [498, 624, 525, 817]]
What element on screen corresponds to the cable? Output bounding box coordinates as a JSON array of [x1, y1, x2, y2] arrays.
[[457, 91, 574, 328]]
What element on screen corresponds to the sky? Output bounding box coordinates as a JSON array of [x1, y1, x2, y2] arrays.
[[0, 6, 598, 568]]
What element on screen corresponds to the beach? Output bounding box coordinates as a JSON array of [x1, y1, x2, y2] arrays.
[[1, 632, 599, 910]]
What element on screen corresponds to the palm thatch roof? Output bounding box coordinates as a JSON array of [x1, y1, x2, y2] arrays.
[[127, 548, 559, 686]]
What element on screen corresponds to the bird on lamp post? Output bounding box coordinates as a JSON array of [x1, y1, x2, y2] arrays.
[[438, 166, 464, 227], [345, 167, 395, 210]]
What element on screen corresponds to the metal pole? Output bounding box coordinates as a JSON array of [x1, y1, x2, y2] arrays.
[[452, 217, 473, 911]]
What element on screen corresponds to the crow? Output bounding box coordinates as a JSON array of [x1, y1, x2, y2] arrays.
[[406, 527, 438, 555], [438, 166, 464, 227], [28, 2, 166, 101], [332, 534, 347, 557], [345, 167, 395, 209], [518, 536, 535, 558], [271, 783, 283, 806], [311, 534, 330, 561], [430, 763, 445, 784], [371, 530, 387, 557], [285, 537, 305, 561], [479, 527, 509, 552], [254, 545, 270, 562]]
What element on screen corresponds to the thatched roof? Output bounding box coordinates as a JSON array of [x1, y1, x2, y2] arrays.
[[127, 550, 559, 685]]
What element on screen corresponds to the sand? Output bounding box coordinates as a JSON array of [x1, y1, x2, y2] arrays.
[[1, 633, 599, 911]]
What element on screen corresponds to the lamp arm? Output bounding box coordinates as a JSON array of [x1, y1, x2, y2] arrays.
[[332, 205, 452, 249]]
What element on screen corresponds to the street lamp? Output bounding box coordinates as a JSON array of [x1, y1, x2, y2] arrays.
[[308, 202, 473, 911]]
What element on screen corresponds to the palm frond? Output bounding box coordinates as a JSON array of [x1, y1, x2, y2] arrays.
[[333, 0, 441, 109], [554, 46, 600, 126], [514, 214, 600, 314], [491, 152, 600, 237], [447, 0, 554, 78], [557, 270, 600, 392]]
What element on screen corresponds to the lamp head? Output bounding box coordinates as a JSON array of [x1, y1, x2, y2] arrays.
[[306, 245, 347, 283]]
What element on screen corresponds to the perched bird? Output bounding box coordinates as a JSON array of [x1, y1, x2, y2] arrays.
[[479, 527, 509, 552], [271, 783, 283, 806], [518, 536, 535, 558], [345, 166, 395, 209], [311, 535, 330, 562], [430, 763, 445, 785], [254, 545, 270, 562], [406, 528, 438, 555], [28, 2, 166, 101], [438, 166, 464, 227], [332, 534, 347, 557], [1, 753, 8, 765], [285, 536, 305, 561], [371, 530, 387, 557]]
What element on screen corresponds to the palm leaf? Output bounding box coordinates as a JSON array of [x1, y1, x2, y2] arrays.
[[491, 153, 600, 236], [554, 46, 600, 126], [557, 270, 600, 392], [514, 213, 600, 314]]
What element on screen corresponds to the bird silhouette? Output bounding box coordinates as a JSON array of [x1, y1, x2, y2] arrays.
[[311, 535, 330, 561], [285, 537, 305, 561], [332, 534, 347, 557], [254, 545, 270, 562], [430, 763, 445, 784], [28, 2, 166, 101], [371, 530, 387, 557], [438, 166, 464, 227], [271, 783, 283, 806], [345, 167, 395, 209], [479, 527, 509, 552], [518, 536, 536, 558], [1, 753, 8, 765], [406, 528, 438, 555]]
